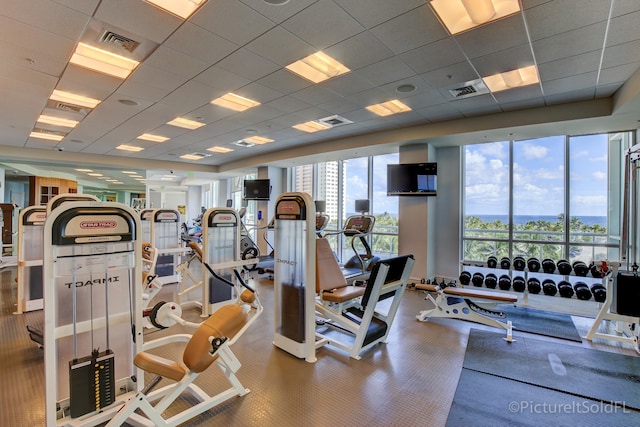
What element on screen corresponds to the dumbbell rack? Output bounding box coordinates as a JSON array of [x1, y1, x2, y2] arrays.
[[459, 260, 607, 316]]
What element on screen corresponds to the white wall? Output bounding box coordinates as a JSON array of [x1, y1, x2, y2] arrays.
[[398, 144, 431, 282], [0, 167, 5, 203]]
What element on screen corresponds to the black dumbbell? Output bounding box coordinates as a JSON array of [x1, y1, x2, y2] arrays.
[[485, 273, 498, 289], [589, 262, 604, 278], [512, 276, 526, 292], [527, 277, 541, 294], [557, 260, 572, 275], [558, 280, 574, 298], [572, 261, 589, 277], [498, 275, 511, 290], [574, 281, 592, 300], [500, 257, 511, 270], [542, 258, 556, 274], [590, 284, 607, 302], [527, 257, 541, 272], [542, 278, 557, 296], [459, 271, 472, 286], [472, 272, 485, 287], [487, 256, 498, 269], [513, 256, 526, 271]]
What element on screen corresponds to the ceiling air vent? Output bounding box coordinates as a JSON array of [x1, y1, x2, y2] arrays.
[[33, 128, 66, 136], [100, 30, 140, 53], [447, 79, 489, 99], [233, 140, 255, 148], [54, 102, 84, 113], [317, 115, 353, 128]]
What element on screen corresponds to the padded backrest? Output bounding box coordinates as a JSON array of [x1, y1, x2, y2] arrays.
[[188, 241, 203, 260], [183, 304, 248, 373], [316, 238, 347, 293], [361, 255, 414, 308]]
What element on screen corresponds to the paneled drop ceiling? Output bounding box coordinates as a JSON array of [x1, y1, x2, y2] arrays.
[[2, 0, 640, 190]]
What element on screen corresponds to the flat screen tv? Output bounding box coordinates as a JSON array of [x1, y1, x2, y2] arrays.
[[243, 179, 271, 200], [387, 163, 437, 196]]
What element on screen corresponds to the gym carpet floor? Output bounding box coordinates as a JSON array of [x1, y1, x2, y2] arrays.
[[0, 265, 637, 426]]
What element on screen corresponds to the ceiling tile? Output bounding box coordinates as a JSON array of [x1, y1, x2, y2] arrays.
[[356, 57, 417, 87], [255, 69, 314, 96], [324, 31, 394, 71], [144, 46, 210, 79], [216, 48, 281, 82], [598, 62, 640, 86], [238, 0, 318, 24], [369, 4, 449, 54], [537, 51, 601, 82], [245, 26, 315, 67], [542, 71, 598, 96], [525, 0, 612, 41], [163, 22, 239, 64], [191, 0, 276, 45], [281, 0, 364, 49], [400, 38, 466, 74], [470, 44, 536, 77], [193, 66, 251, 92], [532, 22, 607, 64], [1, 0, 90, 40], [602, 39, 640, 69], [606, 10, 640, 46], [455, 14, 528, 59], [334, 0, 426, 29], [421, 61, 480, 89]]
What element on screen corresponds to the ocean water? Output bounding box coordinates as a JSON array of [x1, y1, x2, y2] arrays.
[[470, 215, 606, 227]]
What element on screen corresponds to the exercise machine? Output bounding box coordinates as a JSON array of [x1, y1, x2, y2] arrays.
[[15, 206, 47, 313], [174, 208, 255, 317], [106, 281, 261, 427], [149, 209, 182, 284], [237, 206, 261, 268], [139, 208, 154, 243], [273, 192, 319, 363], [415, 282, 517, 342], [315, 248, 415, 360], [42, 201, 144, 426], [340, 200, 380, 283]]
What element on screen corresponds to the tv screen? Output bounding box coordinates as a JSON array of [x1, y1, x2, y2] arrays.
[[387, 163, 437, 196], [243, 179, 271, 200]]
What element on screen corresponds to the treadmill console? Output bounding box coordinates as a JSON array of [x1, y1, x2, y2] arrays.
[[344, 216, 373, 236]]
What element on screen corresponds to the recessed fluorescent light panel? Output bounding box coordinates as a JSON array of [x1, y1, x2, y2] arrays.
[[207, 146, 234, 153], [482, 65, 540, 93], [286, 51, 350, 83], [70, 42, 140, 79], [366, 100, 412, 117], [76, 169, 93, 172], [37, 115, 79, 128], [292, 121, 331, 133], [430, 0, 521, 35], [144, 0, 207, 19], [211, 93, 260, 112], [50, 90, 101, 109], [30, 131, 64, 141], [121, 170, 137, 174], [244, 136, 274, 145], [180, 153, 205, 160], [167, 117, 206, 129], [87, 173, 103, 177], [117, 144, 144, 152], [137, 133, 169, 142]]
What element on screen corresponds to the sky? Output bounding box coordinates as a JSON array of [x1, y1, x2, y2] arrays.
[[465, 134, 610, 217], [344, 153, 399, 216]]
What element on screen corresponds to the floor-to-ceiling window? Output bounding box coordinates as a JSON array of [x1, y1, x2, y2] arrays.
[[462, 132, 630, 264], [291, 154, 399, 262]]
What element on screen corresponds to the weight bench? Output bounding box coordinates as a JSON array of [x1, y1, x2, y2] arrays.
[[107, 289, 261, 427], [416, 283, 517, 342]]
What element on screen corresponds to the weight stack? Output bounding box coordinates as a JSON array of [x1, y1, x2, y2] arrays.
[[69, 349, 115, 418]]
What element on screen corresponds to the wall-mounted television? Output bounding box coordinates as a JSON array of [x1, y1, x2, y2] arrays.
[[243, 179, 271, 200], [387, 163, 437, 196]]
